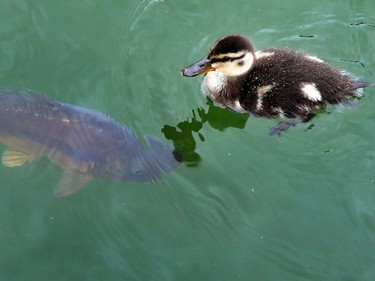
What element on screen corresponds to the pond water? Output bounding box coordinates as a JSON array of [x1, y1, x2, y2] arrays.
[[0, 0, 375, 280]]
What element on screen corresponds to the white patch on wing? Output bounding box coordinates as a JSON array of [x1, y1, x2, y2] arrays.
[[305, 55, 324, 63], [301, 83, 322, 102], [255, 51, 275, 59], [257, 84, 274, 95], [256, 84, 274, 111]]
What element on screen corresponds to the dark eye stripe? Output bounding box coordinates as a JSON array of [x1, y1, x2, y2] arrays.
[[211, 53, 246, 63]]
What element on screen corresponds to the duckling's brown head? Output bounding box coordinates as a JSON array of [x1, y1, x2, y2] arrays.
[[182, 35, 256, 78]]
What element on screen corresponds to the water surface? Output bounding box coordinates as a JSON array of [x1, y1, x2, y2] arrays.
[[0, 0, 375, 280]]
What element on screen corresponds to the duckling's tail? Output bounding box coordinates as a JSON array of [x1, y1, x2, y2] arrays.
[[351, 81, 374, 90]]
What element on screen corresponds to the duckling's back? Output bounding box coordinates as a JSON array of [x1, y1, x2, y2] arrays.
[[239, 48, 370, 118]]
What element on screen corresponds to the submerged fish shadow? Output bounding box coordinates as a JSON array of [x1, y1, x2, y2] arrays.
[[0, 88, 181, 197]]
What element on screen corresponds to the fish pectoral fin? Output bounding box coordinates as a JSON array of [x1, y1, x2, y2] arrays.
[[1, 150, 36, 167], [53, 170, 93, 198]]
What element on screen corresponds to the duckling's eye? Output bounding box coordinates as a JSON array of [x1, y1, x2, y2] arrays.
[[223, 56, 231, 62]]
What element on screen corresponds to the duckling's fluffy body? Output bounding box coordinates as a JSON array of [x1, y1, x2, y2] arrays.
[[204, 48, 359, 118], [182, 35, 372, 135]]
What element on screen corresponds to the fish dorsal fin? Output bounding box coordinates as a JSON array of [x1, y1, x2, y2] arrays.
[[1, 150, 36, 167], [53, 170, 92, 198]]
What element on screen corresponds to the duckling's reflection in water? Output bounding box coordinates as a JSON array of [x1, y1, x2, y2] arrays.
[[162, 99, 249, 166]]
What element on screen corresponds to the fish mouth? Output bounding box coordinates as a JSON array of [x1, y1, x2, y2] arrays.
[[181, 57, 215, 77]]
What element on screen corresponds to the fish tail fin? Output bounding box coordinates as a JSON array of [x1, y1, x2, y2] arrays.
[[1, 150, 36, 167]]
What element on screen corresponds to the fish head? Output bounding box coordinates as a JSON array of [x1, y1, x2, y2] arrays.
[[127, 135, 181, 182], [95, 135, 181, 182]]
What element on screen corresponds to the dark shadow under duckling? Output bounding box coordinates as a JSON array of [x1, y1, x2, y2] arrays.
[[182, 35, 373, 136]]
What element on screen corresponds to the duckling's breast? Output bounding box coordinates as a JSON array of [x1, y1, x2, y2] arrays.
[[202, 72, 251, 113], [202, 71, 227, 100]]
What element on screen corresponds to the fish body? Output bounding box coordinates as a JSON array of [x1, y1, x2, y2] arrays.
[[0, 89, 180, 196]]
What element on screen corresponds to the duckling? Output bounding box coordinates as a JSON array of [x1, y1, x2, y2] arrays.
[[181, 35, 373, 135]]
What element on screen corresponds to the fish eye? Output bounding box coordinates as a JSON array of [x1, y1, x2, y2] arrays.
[[134, 169, 143, 175]]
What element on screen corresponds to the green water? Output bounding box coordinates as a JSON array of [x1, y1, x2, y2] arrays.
[[1, 0, 375, 280]]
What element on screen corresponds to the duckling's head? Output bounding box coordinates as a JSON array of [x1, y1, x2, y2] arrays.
[[182, 35, 255, 78]]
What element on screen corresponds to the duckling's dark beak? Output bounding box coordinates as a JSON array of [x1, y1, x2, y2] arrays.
[[181, 57, 215, 77]]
